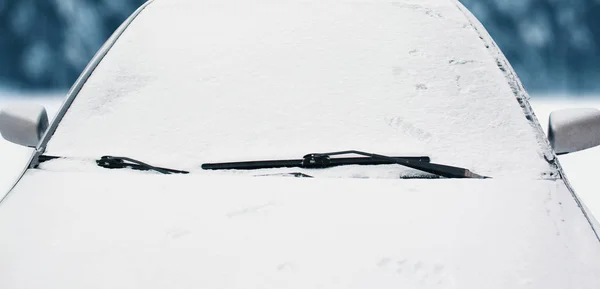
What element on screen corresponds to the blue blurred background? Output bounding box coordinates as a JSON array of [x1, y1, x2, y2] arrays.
[[0, 0, 599, 96], [0, 0, 146, 93]]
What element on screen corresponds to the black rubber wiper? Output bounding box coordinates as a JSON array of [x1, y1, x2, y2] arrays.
[[96, 156, 189, 174], [202, 150, 486, 179], [202, 154, 430, 170], [308, 150, 486, 179]]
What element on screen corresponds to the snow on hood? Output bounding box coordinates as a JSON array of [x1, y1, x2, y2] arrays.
[[1, 170, 599, 289], [43, 0, 554, 179]]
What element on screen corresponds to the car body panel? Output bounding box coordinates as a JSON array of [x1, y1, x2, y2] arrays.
[[2, 171, 600, 288]]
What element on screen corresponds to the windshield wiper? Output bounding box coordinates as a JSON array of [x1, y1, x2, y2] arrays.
[[202, 154, 430, 170], [40, 151, 484, 179], [312, 150, 486, 179], [202, 150, 486, 179], [37, 155, 189, 174], [96, 156, 189, 174]]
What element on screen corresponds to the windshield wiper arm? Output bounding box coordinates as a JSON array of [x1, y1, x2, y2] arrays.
[[202, 155, 430, 170], [96, 156, 189, 174], [303, 150, 487, 179], [202, 150, 486, 179]]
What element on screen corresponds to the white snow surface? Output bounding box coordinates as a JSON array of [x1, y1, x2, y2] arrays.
[[1, 171, 600, 289], [530, 98, 600, 219], [0, 94, 63, 198], [44, 0, 554, 178]]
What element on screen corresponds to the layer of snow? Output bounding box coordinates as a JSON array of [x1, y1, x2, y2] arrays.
[[0, 103, 49, 147], [1, 171, 599, 289], [3, 97, 600, 209], [530, 98, 600, 222], [44, 0, 554, 178], [0, 95, 63, 198]]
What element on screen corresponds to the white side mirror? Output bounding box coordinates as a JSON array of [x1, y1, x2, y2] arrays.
[[548, 108, 600, 155], [0, 104, 49, 148]]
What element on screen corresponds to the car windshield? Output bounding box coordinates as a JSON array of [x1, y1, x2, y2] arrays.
[[42, 0, 556, 179]]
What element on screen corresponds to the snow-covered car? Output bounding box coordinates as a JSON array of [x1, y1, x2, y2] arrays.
[[2, 0, 600, 288]]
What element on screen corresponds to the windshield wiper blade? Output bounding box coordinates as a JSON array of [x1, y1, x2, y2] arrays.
[[202, 155, 430, 170], [202, 150, 486, 179], [303, 150, 487, 179], [96, 156, 189, 174]]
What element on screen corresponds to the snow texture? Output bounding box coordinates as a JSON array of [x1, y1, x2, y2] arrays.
[[0, 94, 63, 198], [1, 171, 600, 288], [44, 0, 555, 179], [531, 98, 600, 229]]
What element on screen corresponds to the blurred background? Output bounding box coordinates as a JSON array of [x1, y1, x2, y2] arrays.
[[0, 0, 145, 93], [0, 0, 599, 95], [0, 0, 599, 214]]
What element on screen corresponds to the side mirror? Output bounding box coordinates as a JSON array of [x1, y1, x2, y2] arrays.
[[548, 108, 600, 155], [0, 104, 49, 148]]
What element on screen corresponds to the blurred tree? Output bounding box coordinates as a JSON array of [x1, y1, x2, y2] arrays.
[[461, 0, 600, 94], [0, 0, 145, 92]]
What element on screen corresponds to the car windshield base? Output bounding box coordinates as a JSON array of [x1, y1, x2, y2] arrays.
[[35, 150, 487, 179]]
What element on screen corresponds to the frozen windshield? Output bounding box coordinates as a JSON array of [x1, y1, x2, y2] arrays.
[[43, 0, 555, 179]]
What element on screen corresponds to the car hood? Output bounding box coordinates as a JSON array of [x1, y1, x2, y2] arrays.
[[1, 170, 599, 289]]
